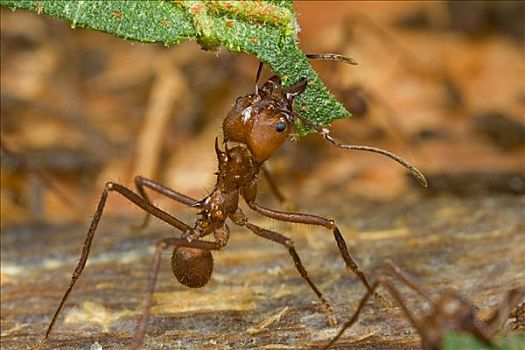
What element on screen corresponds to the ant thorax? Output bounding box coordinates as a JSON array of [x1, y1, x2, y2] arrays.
[[194, 139, 257, 231]]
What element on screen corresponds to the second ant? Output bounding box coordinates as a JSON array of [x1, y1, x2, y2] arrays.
[[323, 259, 525, 350]]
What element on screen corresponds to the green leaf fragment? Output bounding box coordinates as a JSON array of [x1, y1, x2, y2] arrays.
[[0, 0, 350, 135], [443, 332, 525, 350], [1, 1, 196, 44]]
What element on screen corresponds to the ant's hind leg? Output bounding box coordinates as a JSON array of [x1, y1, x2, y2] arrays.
[[38, 181, 192, 348], [133, 175, 200, 229], [243, 222, 338, 326], [131, 237, 222, 349]]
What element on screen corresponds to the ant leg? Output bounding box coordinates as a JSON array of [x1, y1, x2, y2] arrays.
[[246, 201, 374, 294], [384, 259, 494, 345], [380, 277, 427, 340], [39, 181, 193, 346], [260, 165, 292, 207], [383, 259, 433, 303], [242, 222, 338, 326], [326, 275, 428, 349], [486, 287, 525, 332], [324, 276, 427, 349], [131, 237, 222, 349], [134, 175, 199, 229], [322, 280, 381, 349], [135, 176, 199, 206]]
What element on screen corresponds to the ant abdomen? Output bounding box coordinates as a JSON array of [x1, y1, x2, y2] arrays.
[[171, 247, 214, 288]]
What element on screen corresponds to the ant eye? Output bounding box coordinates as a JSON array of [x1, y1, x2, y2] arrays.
[[275, 121, 287, 132]]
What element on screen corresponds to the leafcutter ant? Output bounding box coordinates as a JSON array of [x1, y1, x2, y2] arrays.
[[323, 259, 525, 350], [36, 54, 427, 349]]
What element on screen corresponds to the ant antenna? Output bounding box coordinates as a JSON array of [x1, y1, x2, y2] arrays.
[[306, 53, 358, 65], [254, 53, 357, 95], [294, 113, 428, 187]]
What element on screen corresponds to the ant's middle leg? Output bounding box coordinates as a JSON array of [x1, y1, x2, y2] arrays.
[[39, 181, 193, 347], [246, 201, 374, 294], [134, 175, 200, 229]]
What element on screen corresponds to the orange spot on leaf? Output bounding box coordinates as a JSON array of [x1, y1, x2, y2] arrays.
[[191, 4, 203, 14]]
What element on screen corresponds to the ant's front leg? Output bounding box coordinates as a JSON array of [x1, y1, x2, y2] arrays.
[[37, 181, 192, 348], [261, 165, 293, 208], [246, 201, 374, 294], [133, 175, 200, 229]]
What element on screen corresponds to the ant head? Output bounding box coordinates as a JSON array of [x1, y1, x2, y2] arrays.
[[223, 76, 307, 163], [224, 57, 427, 186]]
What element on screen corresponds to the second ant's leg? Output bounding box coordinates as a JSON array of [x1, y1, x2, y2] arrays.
[[134, 175, 200, 229], [384, 260, 494, 345], [243, 222, 337, 326], [39, 182, 193, 347], [486, 287, 525, 331], [384, 259, 433, 303], [325, 275, 429, 349], [246, 202, 374, 293], [322, 280, 381, 349], [131, 237, 222, 349]]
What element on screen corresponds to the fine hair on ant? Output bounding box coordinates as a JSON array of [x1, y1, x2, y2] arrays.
[[36, 53, 427, 349], [323, 259, 525, 350]]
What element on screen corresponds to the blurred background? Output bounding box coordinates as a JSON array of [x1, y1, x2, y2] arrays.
[[1, 1, 524, 226]]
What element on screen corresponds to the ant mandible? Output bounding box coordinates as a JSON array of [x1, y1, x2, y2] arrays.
[[37, 54, 427, 349], [323, 259, 525, 350]]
